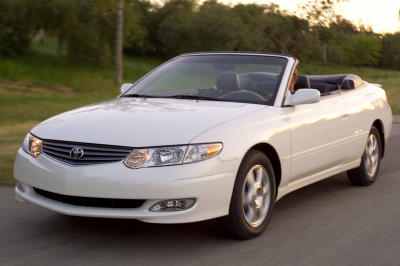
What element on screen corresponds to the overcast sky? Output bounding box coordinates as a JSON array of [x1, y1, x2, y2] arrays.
[[218, 0, 400, 33]]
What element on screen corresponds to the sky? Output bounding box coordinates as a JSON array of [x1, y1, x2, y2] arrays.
[[220, 0, 400, 33]]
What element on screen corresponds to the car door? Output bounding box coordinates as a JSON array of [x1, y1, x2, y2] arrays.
[[286, 93, 352, 183]]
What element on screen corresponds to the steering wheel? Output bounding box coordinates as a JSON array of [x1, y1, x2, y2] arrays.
[[220, 90, 267, 102], [248, 87, 274, 99]]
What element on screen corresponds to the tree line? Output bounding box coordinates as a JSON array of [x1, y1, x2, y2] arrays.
[[1, 0, 399, 69]]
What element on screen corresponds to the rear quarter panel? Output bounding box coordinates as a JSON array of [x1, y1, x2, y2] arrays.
[[340, 83, 392, 159]]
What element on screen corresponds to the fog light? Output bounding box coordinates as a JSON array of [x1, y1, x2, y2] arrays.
[[150, 198, 196, 212], [16, 182, 25, 193]]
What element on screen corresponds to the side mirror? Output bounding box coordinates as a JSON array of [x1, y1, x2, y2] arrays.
[[120, 83, 133, 94], [285, 89, 320, 105]]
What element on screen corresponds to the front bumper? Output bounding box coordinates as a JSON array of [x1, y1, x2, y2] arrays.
[[14, 148, 238, 223]]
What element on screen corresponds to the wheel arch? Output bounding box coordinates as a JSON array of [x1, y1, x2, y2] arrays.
[[246, 143, 282, 190], [372, 119, 385, 158]]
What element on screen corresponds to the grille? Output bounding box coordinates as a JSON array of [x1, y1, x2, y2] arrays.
[[42, 139, 133, 166], [34, 188, 145, 209]]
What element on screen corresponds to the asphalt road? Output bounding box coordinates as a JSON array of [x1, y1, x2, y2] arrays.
[[1, 124, 400, 266]]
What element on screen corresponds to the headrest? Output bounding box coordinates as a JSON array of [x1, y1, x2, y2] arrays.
[[341, 79, 355, 90], [341, 75, 362, 90], [294, 75, 310, 91], [217, 72, 240, 93]]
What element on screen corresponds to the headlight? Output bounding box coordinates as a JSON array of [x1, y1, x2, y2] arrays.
[[124, 146, 187, 169], [124, 143, 222, 169], [22, 133, 42, 158]]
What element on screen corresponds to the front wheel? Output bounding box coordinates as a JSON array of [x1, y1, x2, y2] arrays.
[[347, 126, 382, 186], [219, 150, 276, 239]]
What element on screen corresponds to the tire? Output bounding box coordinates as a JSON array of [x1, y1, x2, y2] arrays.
[[347, 126, 382, 186], [219, 150, 276, 240]]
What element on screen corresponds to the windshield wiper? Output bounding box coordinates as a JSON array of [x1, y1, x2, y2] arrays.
[[162, 94, 223, 101], [123, 93, 223, 102], [121, 94, 160, 98]]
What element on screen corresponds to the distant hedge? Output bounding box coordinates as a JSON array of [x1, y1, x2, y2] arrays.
[[0, 0, 399, 69]]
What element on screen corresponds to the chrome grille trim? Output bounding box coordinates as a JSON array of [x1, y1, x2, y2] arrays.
[[42, 139, 133, 166]]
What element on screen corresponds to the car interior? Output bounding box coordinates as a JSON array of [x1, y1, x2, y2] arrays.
[[198, 72, 363, 104], [198, 72, 279, 103]]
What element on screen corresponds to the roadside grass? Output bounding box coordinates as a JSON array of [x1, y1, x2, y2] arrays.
[[0, 53, 162, 94], [0, 50, 399, 185]]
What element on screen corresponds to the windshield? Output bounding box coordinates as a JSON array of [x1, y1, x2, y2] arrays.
[[123, 54, 288, 105]]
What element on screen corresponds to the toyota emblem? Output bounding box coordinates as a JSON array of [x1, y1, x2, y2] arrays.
[[70, 147, 84, 159]]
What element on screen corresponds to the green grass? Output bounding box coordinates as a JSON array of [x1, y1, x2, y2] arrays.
[[0, 50, 162, 125], [0, 48, 399, 186], [0, 53, 162, 94]]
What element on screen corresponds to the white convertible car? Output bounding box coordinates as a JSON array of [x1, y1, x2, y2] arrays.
[[14, 52, 392, 239]]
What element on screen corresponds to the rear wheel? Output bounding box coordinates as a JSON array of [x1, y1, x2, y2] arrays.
[[219, 150, 276, 239], [347, 126, 381, 186]]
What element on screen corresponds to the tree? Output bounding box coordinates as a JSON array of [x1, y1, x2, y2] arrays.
[[380, 33, 400, 69], [115, 0, 124, 85], [192, 1, 249, 52], [300, 0, 348, 26], [0, 0, 393, 70], [43, 0, 131, 66], [154, 0, 197, 57], [0, 0, 45, 56], [123, 0, 153, 56], [340, 34, 382, 66]]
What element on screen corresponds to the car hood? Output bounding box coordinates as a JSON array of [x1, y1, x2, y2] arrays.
[[31, 98, 265, 147]]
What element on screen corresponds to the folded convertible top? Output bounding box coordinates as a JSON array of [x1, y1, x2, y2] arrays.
[[306, 74, 363, 94]]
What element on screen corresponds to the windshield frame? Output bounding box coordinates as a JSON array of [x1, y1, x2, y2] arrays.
[[120, 52, 295, 106]]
